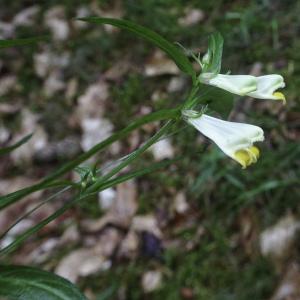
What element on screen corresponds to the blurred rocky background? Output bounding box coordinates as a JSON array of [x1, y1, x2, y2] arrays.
[[0, 1, 299, 299]]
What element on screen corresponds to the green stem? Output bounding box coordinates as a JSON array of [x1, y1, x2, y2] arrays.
[[86, 84, 200, 193], [87, 120, 175, 193], [0, 158, 178, 256], [0, 109, 180, 210]]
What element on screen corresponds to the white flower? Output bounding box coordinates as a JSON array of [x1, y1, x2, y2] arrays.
[[247, 75, 286, 103], [199, 73, 286, 103], [183, 111, 265, 168], [199, 73, 257, 96]]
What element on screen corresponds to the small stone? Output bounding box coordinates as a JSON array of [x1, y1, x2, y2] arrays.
[[14, 6, 40, 27], [80, 117, 113, 151], [260, 214, 300, 258], [55, 248, 111, 283], [167, 76, 186, 93], [0, 126, 10, 144], [151, 138, 175, 161], [73, 6, 90, 30], [145, 50, 180, 77], [0, 76, 17, 96], [174, 192, 189, 214], [118, 231, 139, 259], [34, 50, 70, 78], [65, 78, 78, 100], [77, 81, 109, 119], [179, 8, 205, 27], [45, 6, 69, 41], [142, 271, 162, 293], [10, 110, 48, 164], [132, 215, 162, 238], [271, 263, 300, 300], [98, 188, 117, 211], [0, 21, 14, 39], [44, 70, 65, 97]]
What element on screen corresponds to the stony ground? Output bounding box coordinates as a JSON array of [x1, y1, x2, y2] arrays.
[[0, 1, 299, 299]]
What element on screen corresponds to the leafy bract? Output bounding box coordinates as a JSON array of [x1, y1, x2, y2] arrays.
[[202, 32, 224, 74]]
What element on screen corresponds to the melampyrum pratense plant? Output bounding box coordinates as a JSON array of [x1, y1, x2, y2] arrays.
[[0, 17, 285, 299]]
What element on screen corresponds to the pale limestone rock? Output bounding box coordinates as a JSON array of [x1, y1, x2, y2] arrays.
[[260, 215, 300, 258], [142, 270, 162, 293], [45, 6, 69, 41], [151, 138, 174, 161]]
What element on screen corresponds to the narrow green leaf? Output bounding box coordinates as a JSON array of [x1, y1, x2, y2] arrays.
[[78, 17, 195, 78], [0, 158, 179, 256], [0, 133, 33, 156], [0, 36, 48, 49], [0, 109, 179, 210], [0, 265, 87, 300], [0, 186, 72, 241], [0, 180, 75, 211]]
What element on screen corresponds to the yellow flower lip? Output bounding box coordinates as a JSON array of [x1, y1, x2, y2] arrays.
[[273, 92, 286, 104], [234, 146, 260, 169]]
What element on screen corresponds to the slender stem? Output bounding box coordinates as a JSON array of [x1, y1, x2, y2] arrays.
[[0, 109, 180, 210], [0, 83, 200, 253], [87, 120, 175, 193], [0, 158, 178, 256], [0, 186, 71, 241], [182, 84, 201, 110], [87, 85, 200, 193]]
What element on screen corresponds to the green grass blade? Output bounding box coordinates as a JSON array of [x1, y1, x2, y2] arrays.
[[78, 17, 195, 78], [0, 36, 48, 49], [0, 133, 33, 156], [0, 180, 75, 211]]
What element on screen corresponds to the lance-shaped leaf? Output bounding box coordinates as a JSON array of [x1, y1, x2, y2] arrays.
[[0, 265, 87, 300], [78, 17, 195, 78]]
